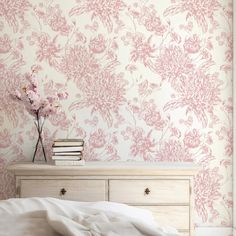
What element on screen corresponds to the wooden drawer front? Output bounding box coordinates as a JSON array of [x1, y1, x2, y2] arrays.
[[180, 233, 189, 236], [20, 179, 106, 201], [137, 206, 189, 230], [109, 180, 189, 204]]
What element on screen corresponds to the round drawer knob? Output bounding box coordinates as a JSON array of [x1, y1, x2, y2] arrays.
[[144, 188, 150, 195], [60, 188, 67, 195]]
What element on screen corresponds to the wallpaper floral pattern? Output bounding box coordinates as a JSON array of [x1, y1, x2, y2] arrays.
[[0, 0, 232, 228]]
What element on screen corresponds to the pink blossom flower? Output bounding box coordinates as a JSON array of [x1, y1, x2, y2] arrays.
[[57, 92, 68, 100], [184, 35, 201, 53], [89, 34, 106, 53], [0, 35, 11, 54], [14, 90, 22, 99], [10, 69, 67, 119], [183, 129, 201, 148]]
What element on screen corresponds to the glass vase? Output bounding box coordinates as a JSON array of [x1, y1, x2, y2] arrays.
[[32, 116, 47, 162]]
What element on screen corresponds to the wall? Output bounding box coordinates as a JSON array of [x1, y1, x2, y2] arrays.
[[234, 0, 236, 234], [0, 0, 233, 235]]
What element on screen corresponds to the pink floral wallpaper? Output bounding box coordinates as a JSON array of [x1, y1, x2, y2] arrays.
[[0, 0, 232, 228]]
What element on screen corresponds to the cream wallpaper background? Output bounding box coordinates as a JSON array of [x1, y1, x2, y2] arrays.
[[0, 0, 233, 229]]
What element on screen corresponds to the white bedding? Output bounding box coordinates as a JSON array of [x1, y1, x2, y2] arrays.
[[0, 198, 180, 236]]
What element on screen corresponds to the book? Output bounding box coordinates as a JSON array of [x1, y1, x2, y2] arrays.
[[53, 152, 82, 156], [52, 156, 82, 161], [54, 159, 85, 166], [52, 146, 84, 152], [53, 139, 84, 147]]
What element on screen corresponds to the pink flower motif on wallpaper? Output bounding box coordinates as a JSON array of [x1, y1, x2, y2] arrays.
[[130, 5, 166, 36], [153, 45, 193, 85], [130, 99, 165, 130], [183, 129, 201, 148], [194, 168, 222, 222], [85, 130, 120, 161], [164, 0, 221, 32], [138, 80, 161, 97], [0, 129, 11, 148], [164, 70, 221, 127], [130, 34, 156, 68], [35, 4, 70, 35], [0, 34, 11, 54], [70, 70, 126, 127], [129, 128, 156, 161], [183, 34, 201, 54], [35, 33, 61, 66], [0, 0, 31, 32], [216, 32, 233, 63], [89, 35, 106, 54], [216, 126, 233, 157], [49, 112, 71, 130], [156, 140, 193, 162], [70, 0, 126, 32], [0, 0, 233, 228], [60, 46, 99, 86], [0, 65, 24, 127], [89, 129, 106, 148]]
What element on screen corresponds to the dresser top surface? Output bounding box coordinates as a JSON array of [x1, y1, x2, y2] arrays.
[[8, 161, 198, 176]]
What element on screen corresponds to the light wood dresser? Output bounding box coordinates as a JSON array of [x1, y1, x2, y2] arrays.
[[8, 162, 197, 236]]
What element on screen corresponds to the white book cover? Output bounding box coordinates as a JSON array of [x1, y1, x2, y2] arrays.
[[54, 159, 85, 166], [53, 139, 84, 147], [52, 146, 84, 152], [52, 156, 82, 160], [53, 152, 82, 156]]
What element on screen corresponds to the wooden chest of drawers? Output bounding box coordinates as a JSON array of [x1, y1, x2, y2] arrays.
[[8, 162, 197, 236]]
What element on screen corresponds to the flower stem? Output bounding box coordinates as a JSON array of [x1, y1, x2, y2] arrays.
[[32, 111, 47, 162]]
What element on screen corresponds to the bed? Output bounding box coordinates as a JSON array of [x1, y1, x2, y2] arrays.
[[0, 197, 180, 236], [7, 162, 197, 236]]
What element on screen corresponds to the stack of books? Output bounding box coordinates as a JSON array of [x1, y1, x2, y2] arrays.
[[52, 139, 85, 166]]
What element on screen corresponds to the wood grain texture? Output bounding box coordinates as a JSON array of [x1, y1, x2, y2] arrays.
[[137, 205, 189, 230], [8, 162, 198, 176], [109, 179, 189, 204], [21, 179, 106, 201]]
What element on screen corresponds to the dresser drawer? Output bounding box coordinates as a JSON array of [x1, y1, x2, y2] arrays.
[[109, 179, 189, 204], [180, 233, 189, 236], [20, 179, 106, 201], [137, 206, 189, 230]]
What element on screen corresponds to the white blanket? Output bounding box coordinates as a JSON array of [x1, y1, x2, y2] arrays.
[[0, 198, 180, 236]]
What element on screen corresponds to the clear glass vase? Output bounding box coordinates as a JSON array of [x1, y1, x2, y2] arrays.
[[32, 116, 47, 162]]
